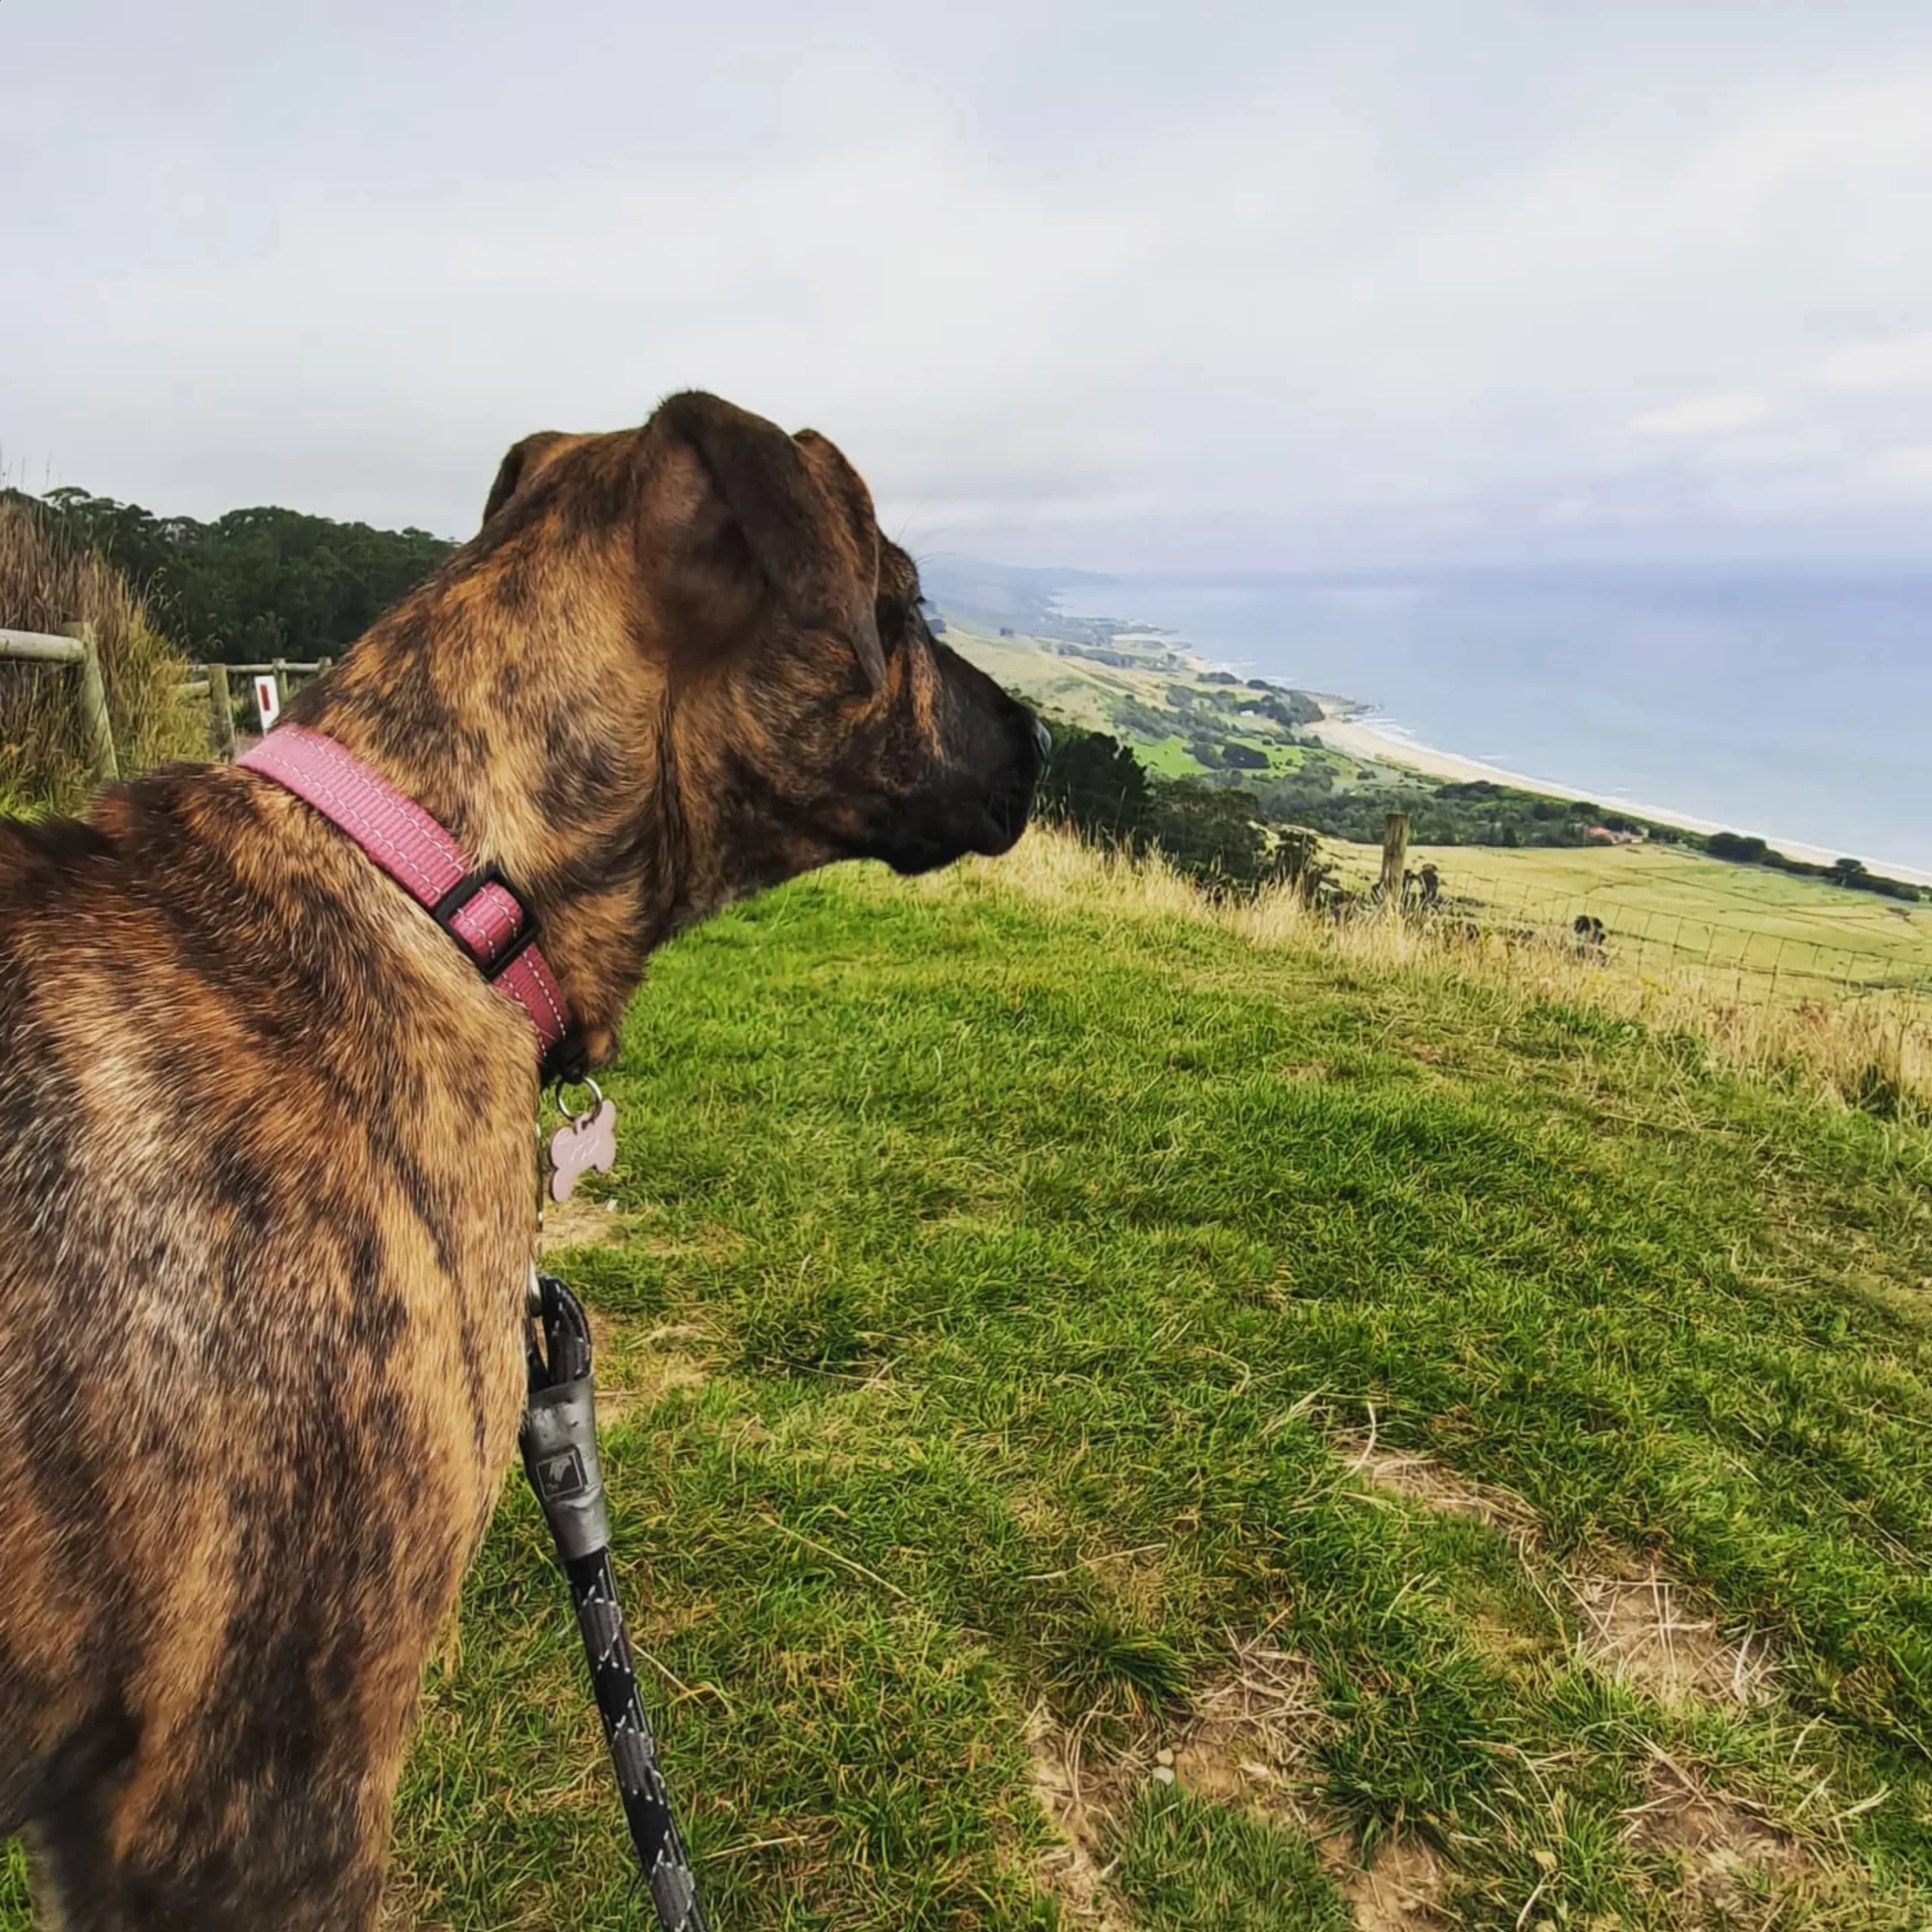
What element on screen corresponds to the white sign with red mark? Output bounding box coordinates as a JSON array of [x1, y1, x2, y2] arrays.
[[253, 675, 281, 730]]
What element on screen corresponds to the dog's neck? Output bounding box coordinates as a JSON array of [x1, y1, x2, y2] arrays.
[[286, 580, 715, 1070]]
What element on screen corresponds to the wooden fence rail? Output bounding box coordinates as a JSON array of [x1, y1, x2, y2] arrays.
[[0, 622, 119, 783], [205, 663, 237, 759], [0, 628, 85, 665], [1, 630, 337, 782]]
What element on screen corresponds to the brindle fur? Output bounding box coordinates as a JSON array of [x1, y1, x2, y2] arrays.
[[0, 392, 1043, 1928]]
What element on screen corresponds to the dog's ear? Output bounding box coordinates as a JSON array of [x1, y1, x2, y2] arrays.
[[647, 391, 886, 689], [481, 431, 577, 526]]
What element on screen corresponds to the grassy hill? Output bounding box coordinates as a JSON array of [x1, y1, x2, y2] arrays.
[[948, 620, 1371, 793], [13, 831, 1925, 1927]]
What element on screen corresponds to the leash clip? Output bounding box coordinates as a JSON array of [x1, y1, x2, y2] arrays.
[[521, 1272, 611, 1559]]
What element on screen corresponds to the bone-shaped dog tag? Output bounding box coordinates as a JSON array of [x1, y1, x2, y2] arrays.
[[547, 1098, 618, 1204]]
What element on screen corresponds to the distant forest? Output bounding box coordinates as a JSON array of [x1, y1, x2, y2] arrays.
[[7, 488, 455, 664]]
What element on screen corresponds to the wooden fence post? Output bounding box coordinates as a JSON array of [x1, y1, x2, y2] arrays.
[[207, 663, 237, 761], [1380, 811, 1410, 909], [272, 657, 289, 713], [61, 621, 120, 786]]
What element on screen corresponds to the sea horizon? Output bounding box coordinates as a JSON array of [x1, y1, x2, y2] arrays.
[[1052, 562, 1932, 880]]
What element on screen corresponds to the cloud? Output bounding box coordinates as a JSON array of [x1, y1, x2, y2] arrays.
[[1817, 331, 1932, 391], [1862, 445, 1932, 494], [8, 3, 1932, 565], [1630, 395, 1773, 439]]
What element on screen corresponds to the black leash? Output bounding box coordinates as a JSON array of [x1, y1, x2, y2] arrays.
[[521, 1269, 711, 1931]]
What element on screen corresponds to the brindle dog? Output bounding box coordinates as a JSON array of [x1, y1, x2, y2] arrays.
[[0, 391, 1045, 1927]]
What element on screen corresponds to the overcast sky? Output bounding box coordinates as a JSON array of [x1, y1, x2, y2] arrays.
[[9, 2, 1932, 570]]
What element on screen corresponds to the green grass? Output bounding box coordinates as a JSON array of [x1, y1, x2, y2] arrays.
[[1136, 734, 1211, 777], [1257, 740, 1310, 775], [1113, 1786, 1352, 1929], [8, 847, 1932, 1927]]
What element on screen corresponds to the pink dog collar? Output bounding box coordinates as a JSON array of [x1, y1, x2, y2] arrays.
[[239, 723, 574, 1074]]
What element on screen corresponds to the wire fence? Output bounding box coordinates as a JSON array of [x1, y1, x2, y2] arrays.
[[1037, 782, 1932, 1020], [1383, 857, 1932, 1015]]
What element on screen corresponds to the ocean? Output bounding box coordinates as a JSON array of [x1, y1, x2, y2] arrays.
[[1057, 566, 1932, 876]]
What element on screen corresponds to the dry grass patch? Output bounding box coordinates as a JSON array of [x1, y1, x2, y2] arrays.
[[603, 1324, 711, 1423], [377, 1890, 450, 1932], [1025, 1631, 1333, 1926], [638, 1223, 746, 1265], [1159, 1630, 1331, 1829], [1026, 1628, 1456, 1932], [1346, 1838, 1450, 1932], [537, 1204, 716, 1420], [575, 1306, 710, 1423], [1278, 1059, 1336, 1084], [1626, 1755, 1809, 1918], [1026, 1706, 1135, 1931], [1007, 1482, 1066, 1541], [536, 1194, 630, 1254], [1337, 1432, 1776, 1714], [1570, 1565, 1772, 1709], [1337, 1429, 1540, 1543]]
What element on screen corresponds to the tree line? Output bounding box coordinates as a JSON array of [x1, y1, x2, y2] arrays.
[[1704, 831, 1921, 902], [5, 488, 456, 664]]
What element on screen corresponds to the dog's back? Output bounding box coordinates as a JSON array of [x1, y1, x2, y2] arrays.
[[0, 772, 538, 1924]]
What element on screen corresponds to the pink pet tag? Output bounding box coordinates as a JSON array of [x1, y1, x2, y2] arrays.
[[546, 1082, 618, 1204]]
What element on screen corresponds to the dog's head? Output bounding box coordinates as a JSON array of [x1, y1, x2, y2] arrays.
[[300, 391, 1047, 1066], [472, 392, 1046, 897]]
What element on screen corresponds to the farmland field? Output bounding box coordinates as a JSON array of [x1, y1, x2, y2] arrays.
[[1322, 839, 1932, 1005]]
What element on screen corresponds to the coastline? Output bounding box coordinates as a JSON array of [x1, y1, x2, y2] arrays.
[[1028, 617, 1932, 890], [1307, 703, 1932, 888]]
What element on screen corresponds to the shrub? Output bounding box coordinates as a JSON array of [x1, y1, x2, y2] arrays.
[[1147, 777, 1271, 893], [0, 501, 209, 814], [1035, 719, 1155, 844]]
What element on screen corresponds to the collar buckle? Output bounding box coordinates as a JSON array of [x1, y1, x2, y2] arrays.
[[430, 862, 543, 977]]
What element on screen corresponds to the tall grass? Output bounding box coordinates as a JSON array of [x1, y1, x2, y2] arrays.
[[0, 500, 209, 815], [918, 824, 1932, 1118]]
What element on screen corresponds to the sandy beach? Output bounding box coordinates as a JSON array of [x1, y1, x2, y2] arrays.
[[1309, 704, 1932, 887]]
